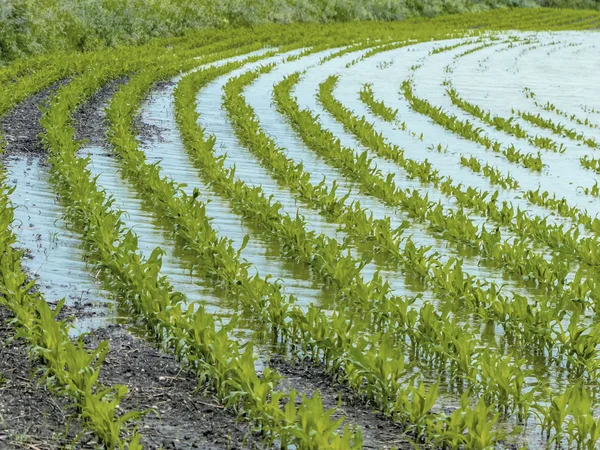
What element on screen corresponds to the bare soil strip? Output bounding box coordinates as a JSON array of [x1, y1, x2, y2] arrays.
[[0, 307, 95, 449], [270, 356, 411, 450], [73, 78, 129, 145], [85, 326, 261, 449], [0, 81, 68, 158]]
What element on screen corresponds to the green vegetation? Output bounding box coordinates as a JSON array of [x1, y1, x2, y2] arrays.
[[2, 0, 600, 61], [1, 6, 600, 449]]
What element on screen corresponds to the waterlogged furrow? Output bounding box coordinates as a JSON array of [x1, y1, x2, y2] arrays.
[[196, 51, 340, 238], [314, 74, 572, 290], [284, 68, 580, 304], [0, 50, 158, 450], [442, 51, 600, 232], [225, 62, 593, 395], [407, 39, 582, 213], [347, 67, 600, 295], [137, 64, 332, 310], [509, 39, 600, 120], [244, 49, 365, 206], [221, 55, 600, 442], [82, 146, 227, 315], [0, 164, 144, 449], [273, 66, 600, 376], [307, 42, 556, 245], [356, 44, 600, 275], [446, 32, 600, 214], [6, 154, 116, 334]]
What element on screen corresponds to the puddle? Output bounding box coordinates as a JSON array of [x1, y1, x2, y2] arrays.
[[5, 154, 116, 336]]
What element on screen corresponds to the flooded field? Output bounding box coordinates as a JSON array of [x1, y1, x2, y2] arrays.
[[3, 15, 600, 449]]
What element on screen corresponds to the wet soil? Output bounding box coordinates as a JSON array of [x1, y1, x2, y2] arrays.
[[0, 81, 67, 158], [134, 80, 175, 143], [0, 307, 96, 449], [270, 356, 412, 450], [84, 325, 261, 450], [73, 78, 129, 145]]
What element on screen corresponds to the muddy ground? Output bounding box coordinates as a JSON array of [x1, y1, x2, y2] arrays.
[[0, 78, 411, 449], [0, 307, 96, 449]]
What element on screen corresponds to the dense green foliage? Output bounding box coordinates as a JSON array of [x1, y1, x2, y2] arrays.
[[2, 0, 599, 61], [2, 7, 600, 448]]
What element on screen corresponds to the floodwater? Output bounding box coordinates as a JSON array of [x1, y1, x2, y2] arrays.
[[5, 154, 116, 336], [5, 29, 600, 447]]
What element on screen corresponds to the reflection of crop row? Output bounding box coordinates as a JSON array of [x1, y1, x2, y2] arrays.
[[401, 80, 544, 171], [272, 67, 600, 446], [38, 37, 367, 448], [445, 86, 566, 153], [367, 81, 600, 273]]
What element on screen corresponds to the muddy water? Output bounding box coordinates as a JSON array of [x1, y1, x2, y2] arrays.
[[5, 154, 115, 336]]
